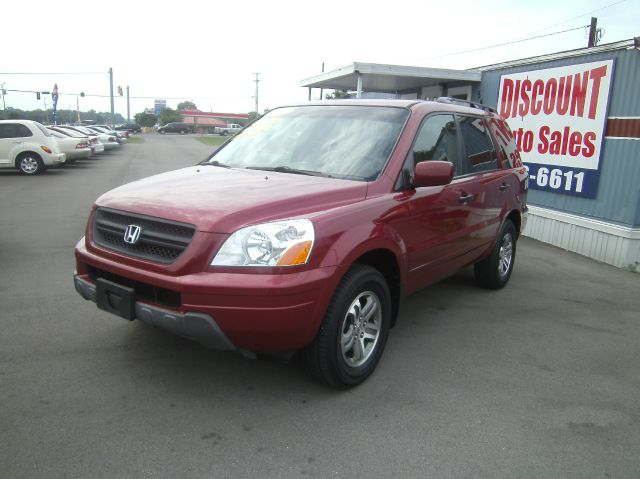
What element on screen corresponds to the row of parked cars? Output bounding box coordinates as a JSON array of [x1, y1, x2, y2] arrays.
[[0, 120, 129, 175]]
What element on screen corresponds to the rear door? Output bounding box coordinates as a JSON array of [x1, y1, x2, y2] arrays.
[[0, 124, 16, 165], [455, 114, 512, 253], [0, 123, 31, 166]]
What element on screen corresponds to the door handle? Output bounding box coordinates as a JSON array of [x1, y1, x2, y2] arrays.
[[458, 194, 474, 204], [499, 183, 510, 191], [13, 140, 22, 144]]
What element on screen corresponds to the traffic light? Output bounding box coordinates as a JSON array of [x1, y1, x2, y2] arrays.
[[36, 92, 41, 100], [117, 85, 123, 96], [80, 92, 85, 97]]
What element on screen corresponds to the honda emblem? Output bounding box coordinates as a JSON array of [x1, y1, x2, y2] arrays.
[[123, 225, 142, 245]]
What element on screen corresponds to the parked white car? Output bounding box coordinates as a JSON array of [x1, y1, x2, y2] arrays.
[[216, 123, 243, 136], [0, 120, 66, 174], [48, 129, 92, 162], [49, 126, 105, 155], [58, 125, 119, 151], [87, 126, 127, 144]]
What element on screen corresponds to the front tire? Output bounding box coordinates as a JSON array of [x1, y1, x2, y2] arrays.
[[304, 264, 391, 388], [474, 220, 517, 289], [16, 153, 44, 175]]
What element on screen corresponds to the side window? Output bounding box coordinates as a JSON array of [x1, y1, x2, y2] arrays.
[[0, 124, 32, 138], [457, 115, 497, 174], [485, 116, 522, 168], [0, 124, 15, 139], [412, 114, 459, 166], [15, 124, 33, 138], [396, 114, 462, 189]]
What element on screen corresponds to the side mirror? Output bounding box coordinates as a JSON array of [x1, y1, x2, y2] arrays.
[[412, 160, 454, 188]]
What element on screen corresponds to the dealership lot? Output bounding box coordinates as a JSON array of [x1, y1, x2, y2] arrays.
[[1, 135, 638, 478]]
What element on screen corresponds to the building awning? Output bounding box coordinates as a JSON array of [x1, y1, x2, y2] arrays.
[[300, 62, 481, 93]]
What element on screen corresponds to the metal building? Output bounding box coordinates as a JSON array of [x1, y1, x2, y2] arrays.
[[301, 37, 640, 270]]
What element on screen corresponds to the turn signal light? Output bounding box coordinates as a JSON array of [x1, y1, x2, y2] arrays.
[[40, 146, 52, 154], [276, 241, 313, 266]]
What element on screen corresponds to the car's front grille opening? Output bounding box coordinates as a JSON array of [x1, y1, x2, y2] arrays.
[[92, 207, 196, 264], [87, 266, 181, 309]]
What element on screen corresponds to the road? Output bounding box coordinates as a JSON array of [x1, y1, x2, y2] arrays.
[[1, 134, 638, 478]]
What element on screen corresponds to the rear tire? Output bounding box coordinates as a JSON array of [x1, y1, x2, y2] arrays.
[[16, 153, 44, 175], [474, 220, 517, 289], [304, 264, 391, 388]]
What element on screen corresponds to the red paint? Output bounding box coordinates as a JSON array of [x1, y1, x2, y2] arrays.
[[75, 101, 528, 351]]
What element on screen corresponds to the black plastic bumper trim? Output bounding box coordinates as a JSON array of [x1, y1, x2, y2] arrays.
[[74, 275, 236, 351]]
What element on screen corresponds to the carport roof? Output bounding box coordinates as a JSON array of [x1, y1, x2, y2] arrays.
[[300, 62, 481, 92]]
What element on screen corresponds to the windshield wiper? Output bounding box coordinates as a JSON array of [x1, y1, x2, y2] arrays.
[[244, 165, 328, 177], [201, 160, 231, 168]]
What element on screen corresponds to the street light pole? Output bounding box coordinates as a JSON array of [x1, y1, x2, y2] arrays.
[[253, 73, 260, 117], [109, 67, 114, 121]]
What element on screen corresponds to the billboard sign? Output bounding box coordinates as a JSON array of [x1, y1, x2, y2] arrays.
[[154, 99, 166, 116], [497, 60, 614, 198]]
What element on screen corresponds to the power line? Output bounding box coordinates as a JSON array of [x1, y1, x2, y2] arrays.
[[415, 25, 588, 61], [520, 0, 626, 37], [4, 89, 248, 101], [0, 71, 106, 75]]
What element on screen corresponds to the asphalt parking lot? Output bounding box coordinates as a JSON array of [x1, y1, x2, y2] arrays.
[[1, 134, 638, 479]]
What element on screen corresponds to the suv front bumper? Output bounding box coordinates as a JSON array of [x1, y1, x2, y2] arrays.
[[74, 241, 340, 351], [74, 275, 235, 350]]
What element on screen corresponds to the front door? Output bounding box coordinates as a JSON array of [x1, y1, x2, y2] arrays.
[[0, 124, 19, 165], [392, 113, 474, 291]]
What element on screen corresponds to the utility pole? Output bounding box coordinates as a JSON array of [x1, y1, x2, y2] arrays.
[[126, 85, 130, 122], [253, 72, 260, 117], [109, 67, 114, 121], [1, 83, 5, 110], [588, 17, 598, 47], [319, 62, 324, 101]]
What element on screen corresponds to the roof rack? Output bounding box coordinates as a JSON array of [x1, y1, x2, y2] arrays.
[[436, 97, 497, 114]]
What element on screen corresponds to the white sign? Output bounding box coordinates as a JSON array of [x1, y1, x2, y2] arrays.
[[497, 60, 614, 198]]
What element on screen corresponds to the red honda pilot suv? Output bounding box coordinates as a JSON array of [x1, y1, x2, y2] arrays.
[[74, 99, 528, 387]]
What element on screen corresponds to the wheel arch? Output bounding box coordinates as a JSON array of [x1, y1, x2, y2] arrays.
[[506, 209, 522, 238], [352, 248, 402, 328], [14, 150, 44, 171], [15, 149, 43, 164]]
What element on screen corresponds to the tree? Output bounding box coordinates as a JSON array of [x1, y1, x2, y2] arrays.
[[158, 107, 183, 125], [177, 101, 197, 111], [0, 107, 122, 124], [134, 112, 157, 127], [325, 89, 351, 99], [247, 111, 259, 122]]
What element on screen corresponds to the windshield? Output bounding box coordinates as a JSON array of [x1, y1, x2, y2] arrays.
[[205, 105, 409, 181]]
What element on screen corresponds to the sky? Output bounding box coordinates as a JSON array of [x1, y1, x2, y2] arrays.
[[1, 0, 637, 120]]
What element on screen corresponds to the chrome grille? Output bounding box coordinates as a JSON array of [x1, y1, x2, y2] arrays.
[[93, 207, 196, 263]]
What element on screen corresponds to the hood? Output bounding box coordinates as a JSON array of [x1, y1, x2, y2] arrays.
[[95, 165, 368, 233]]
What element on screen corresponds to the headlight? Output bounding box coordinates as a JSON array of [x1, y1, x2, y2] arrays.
[[211, 219, 314, 267]]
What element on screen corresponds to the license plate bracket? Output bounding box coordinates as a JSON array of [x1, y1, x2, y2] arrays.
[[96, 278, 135, 321]]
